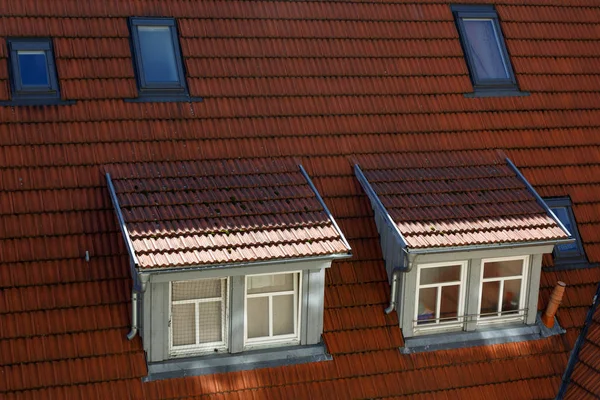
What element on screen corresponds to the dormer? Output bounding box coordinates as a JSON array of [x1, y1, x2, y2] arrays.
[[354, 150, 573, 351], [106, 159, 351, 380]]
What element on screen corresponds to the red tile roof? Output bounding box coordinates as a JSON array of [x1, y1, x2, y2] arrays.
[[105, 160, 350, 269], [0, 1, 599, 399], [356, 150, 570, 249]]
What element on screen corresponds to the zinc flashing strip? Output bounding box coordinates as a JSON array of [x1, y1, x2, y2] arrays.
[[505, 157, 574, 240], [299, 164, 352, 253], [354, 163, 409, 248], [106, 172, 139, 267]]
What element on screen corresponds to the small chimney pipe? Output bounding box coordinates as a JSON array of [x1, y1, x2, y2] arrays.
[[542, 281, 566, 328]]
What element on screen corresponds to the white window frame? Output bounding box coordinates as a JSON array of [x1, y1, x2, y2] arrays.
[[244, 271, 302, 348], [413, 261, 468, 333], [477, 255, 529, 325], [168, 277, 229, 357]]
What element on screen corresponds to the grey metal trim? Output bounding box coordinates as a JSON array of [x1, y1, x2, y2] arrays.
[[126, 291, 139, 340], [505, 157, 574, 239], [144, 343, 331, 381], [407, 238, 575, 256], [298, 164, 352, 252], [142, 253, 349, 278], [106, 173, 139, 267], [402, 312, 564, 354], [353, 164, 409, 248]]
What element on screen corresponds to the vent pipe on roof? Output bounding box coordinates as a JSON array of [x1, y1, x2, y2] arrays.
[[542, 281, 566, 328]]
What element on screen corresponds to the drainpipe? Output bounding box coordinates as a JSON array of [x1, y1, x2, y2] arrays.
[[542, 281, 566, 328], [385, 268, 401, 314], [126, 290, 140, 340]]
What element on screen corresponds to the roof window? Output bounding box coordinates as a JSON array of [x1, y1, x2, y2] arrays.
[[451, 5, 525, 97], [3, 38, 72, 106], [127, 18, 201, 102], [545, 197, 588, 268]]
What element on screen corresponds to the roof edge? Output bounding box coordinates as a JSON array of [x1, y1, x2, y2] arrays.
[[556, 281, 600, 399], [354, 163, 409, 248], [137, 253, 352, 275], [505, 157, 574, 240], [299, 164, 352, 253], [406, 237, 576, 256], [106, 172, 140, 267]]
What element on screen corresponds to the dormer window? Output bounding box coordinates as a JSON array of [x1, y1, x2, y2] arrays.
[[355, 151, 572, 349], [545, 197, 588, 268], [106, 159, 351, 380]]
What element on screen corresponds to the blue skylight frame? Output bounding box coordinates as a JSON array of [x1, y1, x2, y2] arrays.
[[451, 5, 520, 95], [128, 17, 190, 100], [7, 38, 61, 102], [545, 197, 589, 268]]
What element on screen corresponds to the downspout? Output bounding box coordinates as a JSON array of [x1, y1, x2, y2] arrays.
[[384, 268, 401, 314], [126, 291, 140, 340]]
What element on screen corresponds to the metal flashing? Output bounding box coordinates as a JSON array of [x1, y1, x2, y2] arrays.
[[354, 163, 409, 248], [106, 172, 140, 268], [299, 164, 352, 253], [505, 157, 574, 240], [144, 343, 331, 382]]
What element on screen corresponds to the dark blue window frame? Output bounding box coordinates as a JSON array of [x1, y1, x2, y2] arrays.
[[545, 197, 588, 268], [128, 17, 191, 100], [451, 5, 521, 96], [7, 38, 61, 102]]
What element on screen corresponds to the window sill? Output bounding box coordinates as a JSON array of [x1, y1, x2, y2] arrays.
[[464, 90, 530, 98], [124, 95, 203, 103], [401, 312, 564, 354], [0, 99, 76, 107], [144, 343, 330, 382]]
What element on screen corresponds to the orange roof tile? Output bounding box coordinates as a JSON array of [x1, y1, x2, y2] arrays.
[[0, 0, 600, 399], [356, 150, 570, 249]]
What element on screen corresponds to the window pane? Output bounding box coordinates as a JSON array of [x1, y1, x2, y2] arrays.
[[17, 51, 49, 86], [248, 273, 294, 294], [480, 281, 500, 317], [247, 297, 269, 338], [172, 303, 195, 346], [483, 259, 523, 278], [462, 19, 509, 80], [272, 294, 294, 336], [417, 287, 437, 325], [440, 285, 459, 322], [197, 301, 222, 343], [502, 279, 521, 314], [137, 26, 179, 83], [172, 279, 221, 301], [420, 265, 461, 285], [552, 207, 578, 252]]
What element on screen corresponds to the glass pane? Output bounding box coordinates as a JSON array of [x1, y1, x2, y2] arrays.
[[198, 301, 222, 343], [172, 303, 195, 346], [417, 287, 437, 325], [137, 26, 179, 83], [17, 51, 49, 86], [502, 279, 522, 314], [272, 294, 294, 336], [172, 279, 221, 301], [420, 265, 461, 285], [552, 207, 578, 252], [440, 285, 459, 322], [483, 259, 523, 278], [247, 297, 269, 338], [462, 19, 509, 80], [480, 281, 500, 317], [248, 273, 294, 294]]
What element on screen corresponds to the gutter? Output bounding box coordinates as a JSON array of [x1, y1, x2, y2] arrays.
[[556, 281, 600, 399]]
